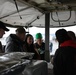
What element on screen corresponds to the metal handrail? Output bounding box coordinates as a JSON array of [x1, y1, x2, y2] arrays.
[[51, 10, 72, 22]]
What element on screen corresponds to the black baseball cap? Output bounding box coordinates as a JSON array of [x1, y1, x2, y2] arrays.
[[16, 27, 28, 33], [0, 21, 9, 31]]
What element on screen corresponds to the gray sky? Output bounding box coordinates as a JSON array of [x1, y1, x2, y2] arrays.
[[4, 25, 76, 37]]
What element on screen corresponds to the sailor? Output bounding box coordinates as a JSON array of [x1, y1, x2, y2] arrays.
[[0, 21, 9, 53], [5, 27, 26, 52]]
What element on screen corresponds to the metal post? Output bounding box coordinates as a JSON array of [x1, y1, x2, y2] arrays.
[[45, 13, 50, 62]]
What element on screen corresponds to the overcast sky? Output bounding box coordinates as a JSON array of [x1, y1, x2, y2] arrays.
[[4, 25, 76, 37], [0, 25, 76, 45]]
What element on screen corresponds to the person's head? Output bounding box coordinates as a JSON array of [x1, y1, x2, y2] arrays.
[[25, 34, 34, 45], [16, 27, 26, 41], [35, 33, 43, 45], [68, 31, 76, 41], [0, 21, 9, 38], [55, 29, 70, 44]]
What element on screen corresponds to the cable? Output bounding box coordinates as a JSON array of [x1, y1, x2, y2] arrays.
[[13, 0, 22, 19], [56, 11, 61, 26]]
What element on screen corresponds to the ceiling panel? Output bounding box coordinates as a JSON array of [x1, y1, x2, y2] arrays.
[[0, 0, 76, 28]]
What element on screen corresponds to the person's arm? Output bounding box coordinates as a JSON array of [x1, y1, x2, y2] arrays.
[[5, 42, 18, 53], [34, 44, 41, 59], [0, 41, 3, 53]]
